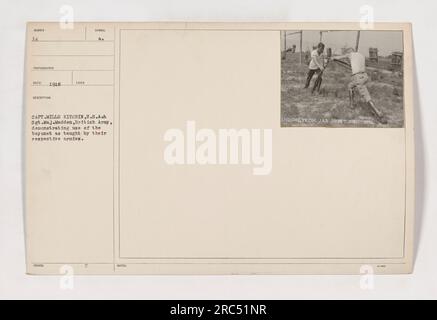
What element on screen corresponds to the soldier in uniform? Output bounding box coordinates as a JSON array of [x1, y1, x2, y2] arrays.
[[304, 42, 326, 93], [332, 48, 387, 124]]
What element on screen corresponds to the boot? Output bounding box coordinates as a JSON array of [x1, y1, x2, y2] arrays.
[[349, 89, 355, 109], [312, 75, 322, 94], [316, 76, 323, 92], [368, 101, 388, 124]]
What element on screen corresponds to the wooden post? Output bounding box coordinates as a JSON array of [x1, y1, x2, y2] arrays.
[[281, 31, 286, 60], [300, 31, 303, 64], [284, 31, 287, 51], [355, 30, 361, 52]]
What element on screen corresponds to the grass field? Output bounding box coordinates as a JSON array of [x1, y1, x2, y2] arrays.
[[281, 52, 404, 128]]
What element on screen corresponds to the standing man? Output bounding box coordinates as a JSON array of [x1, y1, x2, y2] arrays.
[[332, 48, 387, 124], [304, 42, 326, 93]]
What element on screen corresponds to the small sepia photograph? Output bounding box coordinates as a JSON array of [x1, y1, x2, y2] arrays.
[[281, 30, 404, 128]]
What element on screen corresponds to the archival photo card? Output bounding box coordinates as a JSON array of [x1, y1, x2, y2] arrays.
[[24, 22, 414, 275], [281, 30, 404, 128]]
